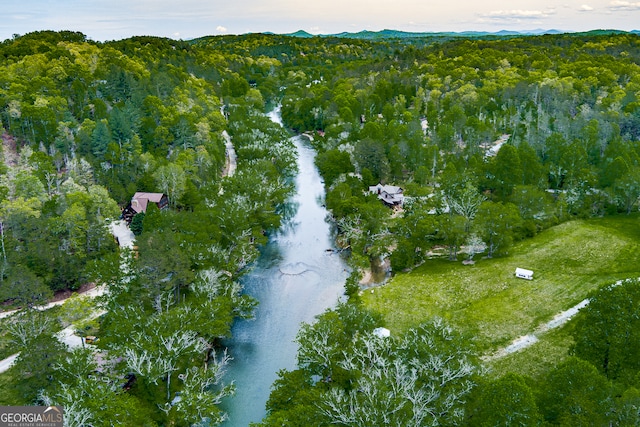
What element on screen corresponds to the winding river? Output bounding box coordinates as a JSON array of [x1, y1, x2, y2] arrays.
[[220, 108, 349, 426]]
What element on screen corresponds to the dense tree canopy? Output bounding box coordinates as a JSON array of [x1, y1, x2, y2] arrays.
[[572, 279, 640, 382], [260, 305, 479, 427]]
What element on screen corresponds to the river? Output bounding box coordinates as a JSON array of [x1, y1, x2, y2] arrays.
[[220, 108, 349, 426]]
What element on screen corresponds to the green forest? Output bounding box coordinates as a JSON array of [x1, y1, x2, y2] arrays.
[[1, 29, 640, 425]]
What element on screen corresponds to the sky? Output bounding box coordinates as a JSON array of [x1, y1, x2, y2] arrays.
[[2, 0, 639, 42]]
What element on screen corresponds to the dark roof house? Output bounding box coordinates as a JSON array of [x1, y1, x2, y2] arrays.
[[369, 183, 404, 207]]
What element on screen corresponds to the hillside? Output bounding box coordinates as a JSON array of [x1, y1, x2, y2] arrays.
[[280, 28, 631, 39]]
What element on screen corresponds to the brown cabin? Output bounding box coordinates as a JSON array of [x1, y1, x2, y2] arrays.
[[122, 192, 169, 223]]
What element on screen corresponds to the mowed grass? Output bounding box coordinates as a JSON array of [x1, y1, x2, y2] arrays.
[[363, 215, 640, 353]]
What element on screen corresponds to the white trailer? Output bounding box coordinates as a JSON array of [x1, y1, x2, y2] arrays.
[[515, 268, 534, 280]]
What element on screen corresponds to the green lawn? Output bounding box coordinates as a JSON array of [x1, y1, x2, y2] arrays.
[[363, 215, 640, 354]]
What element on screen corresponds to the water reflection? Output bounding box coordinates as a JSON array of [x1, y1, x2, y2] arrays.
[[276, 198, 299, 220]]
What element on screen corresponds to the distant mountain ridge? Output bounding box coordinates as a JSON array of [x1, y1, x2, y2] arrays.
[[278, 28, 640, 39]]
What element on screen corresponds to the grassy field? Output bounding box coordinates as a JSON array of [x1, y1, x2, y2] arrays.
[[362, 215, 640, 357], [485, 323, 576, 379]]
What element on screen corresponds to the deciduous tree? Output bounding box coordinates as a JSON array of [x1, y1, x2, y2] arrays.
[[467, 373, 541, 426], [474, 201, 522, 257], [538, 357, 611, 426]]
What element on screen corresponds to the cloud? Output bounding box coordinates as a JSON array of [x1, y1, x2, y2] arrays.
[[478, 9, 555, 24], [216, 26, 228, 33], [609, 1, 640, 10], [580, 4, 594, 11]]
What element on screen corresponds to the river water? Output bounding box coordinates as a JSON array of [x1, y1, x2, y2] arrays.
[[220, 108, 349, 426]]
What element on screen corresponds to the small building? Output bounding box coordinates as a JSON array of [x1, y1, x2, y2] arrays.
[[369, 183, 404, 207], [122, 192, 169, 223], [515, 268, 534, 280]]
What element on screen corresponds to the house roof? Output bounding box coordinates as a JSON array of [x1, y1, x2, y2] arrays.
[[384, 185, 402, 194], [133, 192, 165, 203], [130, 192, 165, 214], [368, 184, 403, 194], [369, 184, 404, 205]]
